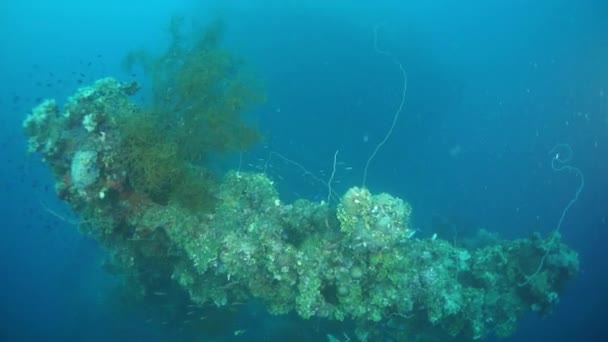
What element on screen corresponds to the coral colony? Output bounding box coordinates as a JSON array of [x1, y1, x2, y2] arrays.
[[23, 21, 578, 341]]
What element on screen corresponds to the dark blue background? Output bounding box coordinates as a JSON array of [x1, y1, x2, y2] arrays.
[[1, 1, 606, 340]]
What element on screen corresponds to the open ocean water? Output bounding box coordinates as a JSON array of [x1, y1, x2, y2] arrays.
[[1, 1, 607, 341]]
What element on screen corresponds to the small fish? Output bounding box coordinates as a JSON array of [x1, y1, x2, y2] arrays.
[[153, 291, 167, 296]]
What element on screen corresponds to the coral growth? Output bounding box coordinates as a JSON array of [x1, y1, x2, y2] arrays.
[[116, 18, 262, 209], [23, 20, 579, 342]]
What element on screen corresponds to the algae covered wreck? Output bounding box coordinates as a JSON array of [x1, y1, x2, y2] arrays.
[[23, 22, 578, 342]]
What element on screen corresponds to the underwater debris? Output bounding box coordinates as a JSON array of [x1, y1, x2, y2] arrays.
[[22, 20, 578, 341], [23, 76, 579, 341]]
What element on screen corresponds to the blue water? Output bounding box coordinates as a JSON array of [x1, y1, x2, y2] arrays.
[[1, 1, 607, 341]]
